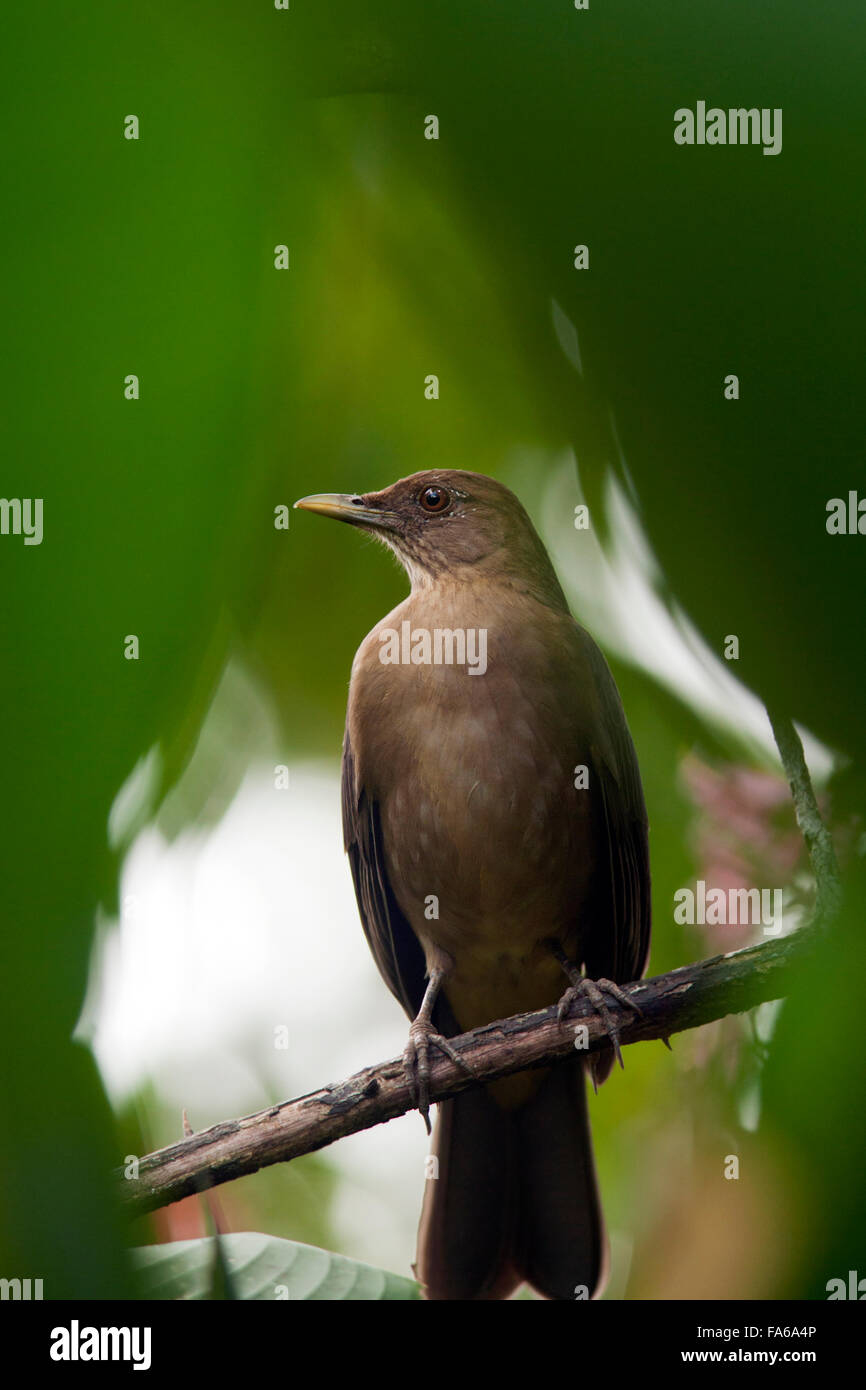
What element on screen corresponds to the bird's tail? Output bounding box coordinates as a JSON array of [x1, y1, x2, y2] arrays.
[[415, 1059, 606, 1300]]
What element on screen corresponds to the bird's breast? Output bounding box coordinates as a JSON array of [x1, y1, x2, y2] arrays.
[[349, 592, 603, 1029]]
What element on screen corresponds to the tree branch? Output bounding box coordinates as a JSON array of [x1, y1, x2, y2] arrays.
[[120, 927, 818, 1217], [766, 707, 842, 925]]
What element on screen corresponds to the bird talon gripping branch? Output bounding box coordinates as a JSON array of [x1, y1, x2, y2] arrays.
[[296, 470, 652, 1300], [403, 1023, 475, 1132], [556, 971, 643, 1076]]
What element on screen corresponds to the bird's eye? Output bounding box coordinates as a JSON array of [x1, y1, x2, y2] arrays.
[[419, 485, 451, 514]]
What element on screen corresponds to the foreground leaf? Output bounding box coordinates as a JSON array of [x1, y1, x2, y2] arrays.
[[132, 1232, 421, 1301]]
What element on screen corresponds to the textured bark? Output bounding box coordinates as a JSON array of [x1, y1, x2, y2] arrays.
[[119, 927, 816, 1217]]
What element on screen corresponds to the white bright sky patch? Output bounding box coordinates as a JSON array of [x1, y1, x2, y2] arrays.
[[83, 759, 429, 1273]]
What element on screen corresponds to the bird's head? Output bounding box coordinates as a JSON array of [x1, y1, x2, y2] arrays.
[[294, 469, 568, 607]]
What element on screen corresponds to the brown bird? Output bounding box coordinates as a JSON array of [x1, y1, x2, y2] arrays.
[[295, 470, 650, 1300]]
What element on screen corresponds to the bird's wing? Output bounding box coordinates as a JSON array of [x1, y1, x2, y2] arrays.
[[580, 632, 652, 986], [341, 725, 430, 1023]]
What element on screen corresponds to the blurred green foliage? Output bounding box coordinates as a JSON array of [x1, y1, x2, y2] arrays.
[[2, 1, 863, 1297]]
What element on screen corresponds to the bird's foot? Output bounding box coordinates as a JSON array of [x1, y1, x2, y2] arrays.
[[556, 975, 642, 1072], [403, 1022, 475, 1134]]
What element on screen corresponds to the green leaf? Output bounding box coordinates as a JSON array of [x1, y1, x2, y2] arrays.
[[132, 1232, 422, 1301]]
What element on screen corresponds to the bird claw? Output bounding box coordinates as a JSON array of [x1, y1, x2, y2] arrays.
[[403, 1024, 475, 1134], [556, 975, 641, 1071]]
